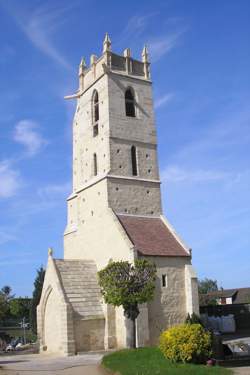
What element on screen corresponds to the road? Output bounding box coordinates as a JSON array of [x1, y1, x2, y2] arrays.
[[0, 352, 106, 375]]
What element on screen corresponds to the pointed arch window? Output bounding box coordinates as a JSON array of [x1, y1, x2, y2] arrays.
[[93, 153, 98, 176], [93, 90, 99, 136], [125, 88, 136, 117], [131, 146, 138, 176]]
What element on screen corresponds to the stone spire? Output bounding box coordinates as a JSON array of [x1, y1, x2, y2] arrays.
[[79, 57, 87, 75], [142, 45, 150, 79], [141, 45, 149, 63], [79, 57, 87, 91], [103, 32, 111, 53]]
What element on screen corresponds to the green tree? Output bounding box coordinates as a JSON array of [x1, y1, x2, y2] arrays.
[[0, 285, 13, 322], [9, 297, 31, 320], [198, 278, 218, 294], [30, 266, 45, 334], [98, 259, 156, 348]]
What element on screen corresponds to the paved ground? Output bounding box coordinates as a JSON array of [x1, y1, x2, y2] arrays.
[[0, 352, 106, 375], [1, 352, 250, 375], [229, 367, 250, 375]]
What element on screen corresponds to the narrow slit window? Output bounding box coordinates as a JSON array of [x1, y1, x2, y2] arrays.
[[162, 274, 167, 288], [93, 124, 98, 137], [93, 90, 99, 136], [93, 153, 98, 176], [93, 91, 99, 122], [125, 88, 135, 117], [131, 146, 138, 176]]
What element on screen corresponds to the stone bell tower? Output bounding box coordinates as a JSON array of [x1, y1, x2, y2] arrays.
[[37, 34, 199, 356], [64, 34, 163, 262]]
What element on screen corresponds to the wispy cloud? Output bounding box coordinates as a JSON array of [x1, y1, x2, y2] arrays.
[[148, 30, 186, 62], [114, 13, 158, 48], [162, 165, 231, 183], [122, 13, 158, 39], [2, 2, 72, 69], [155, 93, 174, 109], [0, 251, 38, 266], [13, 120, 47, 157], [116, 13, 187, 63], [37, 182, 71, 199], [0, 229, 17, 245], [0, 160, 22, 198]]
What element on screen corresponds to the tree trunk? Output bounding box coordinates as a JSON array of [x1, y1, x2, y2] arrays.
[[132, 318, 136, 348]]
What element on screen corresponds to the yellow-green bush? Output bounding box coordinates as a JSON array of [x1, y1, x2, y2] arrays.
[[159, 323, 212, 363]]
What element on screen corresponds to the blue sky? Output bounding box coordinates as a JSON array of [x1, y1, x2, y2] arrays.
[[0, 0, 249, 296]]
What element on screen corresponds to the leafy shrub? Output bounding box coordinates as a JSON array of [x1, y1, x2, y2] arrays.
[[159, 323, 212, 364]]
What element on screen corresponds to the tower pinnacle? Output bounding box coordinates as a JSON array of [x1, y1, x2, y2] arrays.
[[79, 57, 87, 75], [141, 45, 149, 63], [78, 57, 87, 92], [103, 32, 111, 53]]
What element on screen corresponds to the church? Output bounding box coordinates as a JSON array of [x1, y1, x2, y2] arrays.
[[37, 34, 199, 356]]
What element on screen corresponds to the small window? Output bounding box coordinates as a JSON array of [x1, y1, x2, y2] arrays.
[[93, 124, 98, 137], [162, 274, 167, 288], [125, 88, 135, 117], [93, 90, 99, 136], [93, 153, 97, 176], [93, 90, 99, 122], [131, 146, 138, 176]]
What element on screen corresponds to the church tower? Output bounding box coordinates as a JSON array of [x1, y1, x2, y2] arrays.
[[64, 34, 162, 260], [37, 35, 199, 356]]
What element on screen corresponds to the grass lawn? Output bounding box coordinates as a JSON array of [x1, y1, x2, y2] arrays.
[[102, 347, 233, 375]]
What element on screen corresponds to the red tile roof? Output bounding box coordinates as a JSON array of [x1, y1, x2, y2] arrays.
[[200, 288, 250, 306], [117, 214, 190, 257]]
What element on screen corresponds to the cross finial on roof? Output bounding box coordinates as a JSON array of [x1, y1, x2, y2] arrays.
[[48, 247, 53, 257]]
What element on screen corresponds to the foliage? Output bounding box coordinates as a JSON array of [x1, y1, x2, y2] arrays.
[[198, 279, 218, 294], [98, 259, 156, 347], [159, 324, 212, 364], [30, 266, 45, 334], [186, 313, 203, 325], [102, 347, 232, 375], [98, 259, 156, 318], [0, 286, 13, 322], [9, 298, 31, 320]]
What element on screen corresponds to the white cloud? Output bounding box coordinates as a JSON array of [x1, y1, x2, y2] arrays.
[[155, 93, 174, 109], [37, 182, 71, 199], [13, 120, 47, 156], [148, 30, 185, 62], [0, 160, 22, 198], [0, 229, 16, 245], [121, 13, 158, 39], [2, 2, 72, 69], [116, 13, 186, 64], [162, 165, 231, 183]]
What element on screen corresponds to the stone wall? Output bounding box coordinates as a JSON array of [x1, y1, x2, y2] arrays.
[[107, 177, 162, 216], [37, 255, 76, 356], [72, 74, 110, 192], [64, 202, 135, 269], [74, 318, 105, 352], [145, 256, 191, 345]]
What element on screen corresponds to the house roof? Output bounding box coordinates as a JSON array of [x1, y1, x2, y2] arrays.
[[116, 214, 190, 257], [200, 288, 250, 306], [208, 289, 238, 299], [54, 259, 104, 319]]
